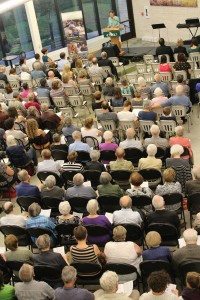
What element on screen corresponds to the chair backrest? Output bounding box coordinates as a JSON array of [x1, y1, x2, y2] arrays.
[[160, 72, 172, 82], [139, 120, 154, 134], [171, 105, 186, 118], [21, 79, 33, 88], [136, 63, 147, 74], [109, 57, 119, 67], [143, 73, 154, 83], [105, 263, 137, 275], [83, 170, 101, 188], [69, 95, 83, 107], [101, 66, 112, 75], [34, 265, 62, 288], [59, 107, 75, 118], [140, 260, 172, 282], [124, 148, 144, 167], [193, 69, 200, 79], [162, 193, 183, 208], [158, 54, 170, 63], [37, 97, 51, 107], [146, 223, 179, 246], [0, 225, 31, 247], [119, 121, 135, 131], [64, 135, 74, 146], [64, 86, 78, 96], [26, 227, 53, 238], [42, 197, 63, 213], [143, 55, 154, 64], [37, 171, 62, 187], [9, 80, 20, 91], [17, 196, 43, 212], [160, 120, 176, 134], [71, 262, 102, 277], [119, 223, 143, 245], [79, 85, 93, 95], [173, 53, 178, 62], [51, 149, 68, 161], [55, 223, 78, 237], [151, 107, 163, 119], [110, 170, 132, 182], [151, 63, 159, 73], [174, 70, 187, 81], [100, 150, 116, 162], [131, 195, 152, 208], [52, 97, 66, 108], [94, 108, 104, 121], [100, 119, 116, 131], [33, 78, 43, 87], [82, 136, 99, 149], [68, 197, 90, 213], [112, 106, 123, 113], [189, 52, 200, 63], [126, 73, 138, 84], [187, 193, 200, 212], [98, 195, 120, 213], [178, 261, 200, 287], [91, 76, 104, 85], [0, 80, 6, 92]]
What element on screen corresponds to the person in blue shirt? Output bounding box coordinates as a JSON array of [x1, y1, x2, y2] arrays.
[[138, 100, 157, 122], [57, 52, 70, 72], [69, 131, 91, 153], [16, 169, 41, 198], [108, 10, 120, 27]]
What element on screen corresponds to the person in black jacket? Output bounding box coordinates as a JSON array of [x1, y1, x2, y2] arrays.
[[174, 38, 188, 58], [156, 38, 174, 62], [0, 65, 8, 84], [98, 51, 119, 80]]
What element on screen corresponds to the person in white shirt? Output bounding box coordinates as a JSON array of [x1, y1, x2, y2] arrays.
[[117, 100, 137, 123], [119, 128, 143, 151], [57, 52, 70, 72], [88, 58, 107, 79], [20, 65, 31, 81], [0, 201, 25, 227], [38, 149, 62, 176]]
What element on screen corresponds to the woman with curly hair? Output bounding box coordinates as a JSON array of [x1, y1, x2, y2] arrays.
[[62, 64, 74, 79], [26, 118, 50, 149], [26, 106, 43, 129]]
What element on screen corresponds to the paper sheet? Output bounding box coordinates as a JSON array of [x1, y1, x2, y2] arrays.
[[44, 129, 50, 134], [117, 281, 133, 296], [56, 112, 62, 117], [73, 212, 83, 218], [83, 181, 91, 187], [105, 212, 113, 224], [178, 236, 200, 248], [40, 209, 51, 217], [165, 284, 176, 295], [53, 246, 65, 255]]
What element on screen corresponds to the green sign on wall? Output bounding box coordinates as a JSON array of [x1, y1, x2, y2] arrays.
[[103, 30, 120, 37]]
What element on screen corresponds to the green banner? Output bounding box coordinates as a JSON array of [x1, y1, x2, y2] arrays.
[[103, 30, 120, 37]]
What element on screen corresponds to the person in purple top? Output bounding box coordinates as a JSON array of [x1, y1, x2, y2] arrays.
[[83, 199, 112, 246], [55, 266, 94, 300], [99, 131, 118, 164]]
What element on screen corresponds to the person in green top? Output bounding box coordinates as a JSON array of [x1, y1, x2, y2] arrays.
[[187, 37, 200, 54], [0, 270, 15, 300], [108, 10, 120, 27]]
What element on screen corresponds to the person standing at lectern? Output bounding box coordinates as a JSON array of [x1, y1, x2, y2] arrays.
[[108, 10, 120, 27]]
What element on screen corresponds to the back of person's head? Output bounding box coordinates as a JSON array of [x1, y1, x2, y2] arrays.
[[105, 77, 113, 86], [41, 48, 48, 55], [176, 38, 183, 47], [40, 103, 49, 112], [160, 55, 167, 64], [183, 228, 198, 244], [191, 37, 198, 47], [4, 234, 18, 251], [22, 82, 28, 90], [34, 53, 40, 60], [5, 84, 13, 94], [152, 195, 165, 210], [62, 266, 77, 284], [48, 70, 54, 78], [154, 87, 163, 97], [186, 272, 200, 290], [13, 91, 20, 99], [93, 90, 101, 100], [59, 201, 71, 216], [40, 78, 47, 87], [192, 166, 200, 180], [67, 151, 78, 162], [5, 117, 14, 130], [92, 57, 98, 65], [100, 271, 118, 293], [101, 51, 107, 59], [121, 76, 128, 86], [99, 172, 112, 185], [126, 127, 135, 139], [41, 149, 51, 159], [150, 124, 160, 137], [60, 52, 66, 59], [137, 76, 146, 86], [129, 172, 144, 186], [51, 79, 61, 90], [44, 175, 56, 189], [27, 93, 35, 102], [163, 168, 176, 183], [53, 133, 61, 143], [177, 74, 184, 83], [19, 264, 34, 283], [148, 271, 170, 293], [175, 125, 184, 137], [73, 173, 84, 186], [90, 149, 100, 162], [73, 225, 87, 241], [123, 99, 131, 108], [113, 226, 127, 242], [18, 169, 29, 182], [28, 202, 41, 217], [21, 65, 29, 72], [72, 130, 81, 140], [103, 130, 113, 141], [143, 100, 151, 109], [63, 116, 72, 127], [115, 147, 125, 159], [159, 38, 165, 46], [101, 101, 109, 110], [78, 69, 87, 79], [177, 52, 186, 63], [154, 73, 161, 82], [146, 231, 161, 248], [170, 144, 184, 157], [2, 201, 13, 215], [86, 199, 99, 215], [84, 117, 93, 129], [119, 195, 132, 209], [163, 107, 171, 116], [147, 144, 157, 156], [36, 234, 50, 250], [34, 61, 42, 71], [9, 68, 15, 75]]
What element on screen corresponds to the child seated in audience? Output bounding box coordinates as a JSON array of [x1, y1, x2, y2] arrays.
[[160, 107, 176, 122], [120, 76, 134, 97]]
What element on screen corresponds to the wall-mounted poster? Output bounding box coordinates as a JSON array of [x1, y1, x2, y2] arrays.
[[61, 11, 88, 58], [150, 0, 197, 7]]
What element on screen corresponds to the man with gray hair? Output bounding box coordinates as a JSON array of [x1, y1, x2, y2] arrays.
[[138, 100, 157, 122], [0, 201, 25, 227], [98, 51, 119, 80], [66, 173, 96, 199], [69, 131, 91, 153], [55, 266, 94, 300], [119, 128, 143, 151], [15, 169, 40, 198], [150, 73, 170, 97], [113, 195, 143, 227], [144, 124, 168, 150], [85, 149, 105, 172], [172, 228, 200, 274], [146, 195, 180, 230], [40, 103, 61, 129], [138, 144, 162, 171], [20, 65, 32, 81], [88, 57, 107, 79], [31, 61, 46, 79], [185, 165, 200, 195], [15, 263, 55, 300], [94, 271, 140, 299]]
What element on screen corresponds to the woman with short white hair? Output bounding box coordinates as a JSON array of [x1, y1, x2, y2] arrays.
[[137, 76, 150, 98], [82, 199, 112, 245], [57, 201, 81, 225], [151, 87, 168, 105], [66, 173, 96, 199], [166, 144, 192, 193], [99, 131, 118, 163], [40, 175, 65, 199], [97, 172, 124, 197], [169, 125, 193, 159], [85, 150, 105, 172], [102, 77, 115, 96]]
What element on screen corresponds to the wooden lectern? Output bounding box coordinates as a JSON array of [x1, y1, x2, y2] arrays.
[[103, 27, 124, 55]]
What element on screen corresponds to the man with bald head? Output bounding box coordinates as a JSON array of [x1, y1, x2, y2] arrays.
[[0, 201, 25, 227], [119, 128, 143, 151], [146, 195, 180, 231], [88, 57, 107, 79], [110, 147, 134, 172], [47, 70, 56, 88], [150, 73, 170, 97], [113, 196, 143, 226]]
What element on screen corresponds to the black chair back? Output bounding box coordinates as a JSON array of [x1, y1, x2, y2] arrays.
[[34, 265, 62, 288], [98, 195, 120, 213], [138, 169, 162, 188], [43, 120, 58, 132], [131, 195, 152, 209], [64, 135, 74, 146], [124, 147, 144, 167], [84, 224, 110, 247], [178, 261, 200, 287], [82, 136, 99, 150], [76, 151, 90, 165], [26, 227, 53, 239], [187, 193, 200, 226], [68, 197, 90, 213], [100, 150, 116, 162], [118, 223, 144, 246], [37, 171, 63, 187], [0, 226, 31, 247], [17, 196, 43, 212], [61, 170, 80, 188], [42, 197, 63, 215], [83, 170, 101, 189], [105, 263, 137, 275], [71, 262, 102, 277], [146, 223, 179, 246], [51, 149, 68, 162]]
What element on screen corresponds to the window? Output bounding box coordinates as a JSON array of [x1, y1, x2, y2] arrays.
[[33, 0, 63, 52], [0, 5, 34, 59], [116, 0, 130, 35], [81, 0, 99, 39], [57, 0, 80, 12], [97, 0, 112, 34]]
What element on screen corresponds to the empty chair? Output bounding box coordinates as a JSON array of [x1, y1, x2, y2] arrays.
[[143, 55, 154, 65], [171, 105, 192, 132], [189, 52, 200, 67], [37, 97, 51, 107], [69, 95, 90, 115], [100, 119, 116, 132], [126, 73, 138, 84], [160, 120, 176, 138], [136, 63, 147, 74], [151, 63, 160, 73], [9, 80, 20, 92], [143, 73, 154, 83], [64, 86, 78, 96], [193, 69, 200, 79], [109, 57, 125, 75]]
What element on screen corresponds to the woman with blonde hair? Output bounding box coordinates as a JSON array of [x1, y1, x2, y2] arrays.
[[26, 118, 50, 149], [61, 73, 78, 91], [181, 272, 200, 299], [77, 69, 92, 87], [81, 117, 102, 143], [62, 64, 74, 79], [50, 79, 68, 104], [142, 231, 172, 262], [174, 38, 188, 58]]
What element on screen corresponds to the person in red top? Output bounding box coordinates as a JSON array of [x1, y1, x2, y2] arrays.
[[159, 55, 172, 73], [24, 93, 41, 113], [20, 83, 35, 100], [169, 125, 193, 159]]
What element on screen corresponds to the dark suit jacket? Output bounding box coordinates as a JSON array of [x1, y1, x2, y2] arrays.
[[185, 179, 200, 196], [0, 72, 8, 84], [33, 251, 67, 269], [172, 244, 200, 273], [155, 45, 174, 62], [146, 209, 180, 230], [174, 46, 188, 58], [98, 58, 117, 76]]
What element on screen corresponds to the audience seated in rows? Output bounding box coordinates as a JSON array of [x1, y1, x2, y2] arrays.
[[159, 54, 172, 73], [99, 131, 118, 155], [172, 74, 190, 95], [138, 144, 162, 171], [88, 57, 107, 79], [5, 117, 28, 146], [31, 62, 46, 80], [32, 53, 47, 72], [41, 103, 62, 129], [137, 77, 150, 98], [120, 77, 134, 97], [110, 147, 134, 172]]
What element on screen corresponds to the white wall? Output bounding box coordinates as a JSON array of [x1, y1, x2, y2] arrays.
[[132, 0, 200, 43]]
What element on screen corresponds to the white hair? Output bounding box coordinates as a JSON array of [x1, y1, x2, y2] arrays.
[[105, 77, 113, 86], [154, 87, 163, 96], [59, 201, 71, 215], [138, 76, 146, 86], [100, 271, 118, 293], [183, 228, 198, 244], [44, 175, 56, 188], [6, 135, 16, 147], [86, 199, 99, 215], [170, 144, 184, 156], [103, 130, 113, 141], [175, 126, 184, 137], [152, 195, 165, 210], [72, 131, 82, 140], [147, 144, 157, 156], [62, 266, 77, 283], [73, 173, 84, 186], [192, 166, 200, 180], [101, 51, 107, 59], [150, 125, 160, 137], [176, 85, 184, 96], [90, 150, 100, 161], [126, 128, 135, 139], [99, 172, 112, 184]]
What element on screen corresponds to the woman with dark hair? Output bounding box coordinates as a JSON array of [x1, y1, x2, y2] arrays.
[[159, 55, 171, 73], [0, 270, 14, 300], [41, 48, 52, 63], [20, 82, 33, 99], [111, 87, 126, 107], [187, 37, 200, 55], [181, 272, 200, 300], [173, 53, 192, 79], [19, 57, 29, 73]]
